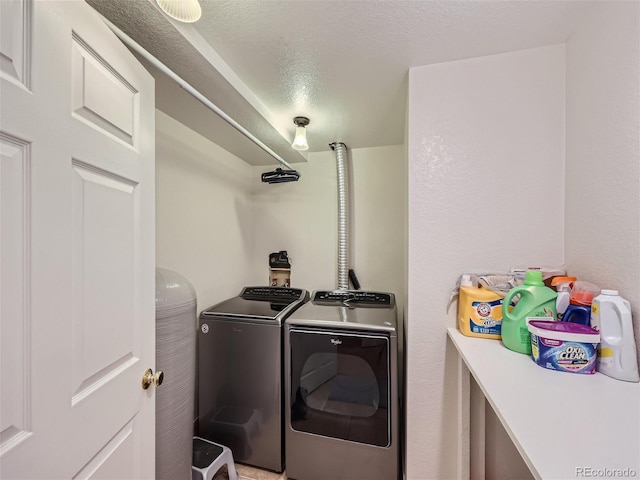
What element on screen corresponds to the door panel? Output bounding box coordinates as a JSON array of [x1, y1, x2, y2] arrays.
[[72, 419, 137, 480], [0, 0, 31, 89], [0, 1, 155, 478], [71, 33, 138, 145], [0, 133, 32, 454], [70, 160, 139, 401]]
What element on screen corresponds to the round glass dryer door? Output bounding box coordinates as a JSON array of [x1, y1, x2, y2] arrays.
[[289, 328, 390, 447]]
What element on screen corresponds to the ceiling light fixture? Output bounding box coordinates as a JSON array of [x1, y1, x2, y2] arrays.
[[291, 116, 310, 151], [156, 0, 202, 23]]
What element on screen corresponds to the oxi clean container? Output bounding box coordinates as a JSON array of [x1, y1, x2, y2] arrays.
[[458, 275, 505, 339], [502, 270, 557, 354], [528, 320, 599, 374]]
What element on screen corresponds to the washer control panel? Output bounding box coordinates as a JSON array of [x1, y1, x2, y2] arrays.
[[241, 286, 305, 302]]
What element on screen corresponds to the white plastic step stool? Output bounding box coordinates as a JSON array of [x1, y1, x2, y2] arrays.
[[192, 436, 238, 480]]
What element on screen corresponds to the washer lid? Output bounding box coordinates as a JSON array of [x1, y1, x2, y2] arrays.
[[200, 286, 308, 323]]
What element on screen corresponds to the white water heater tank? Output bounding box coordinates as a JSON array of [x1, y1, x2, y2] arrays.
[[155, 268, 197, 480]]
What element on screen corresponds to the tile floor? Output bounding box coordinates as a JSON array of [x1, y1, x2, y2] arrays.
[[212, 463, 286, 480]]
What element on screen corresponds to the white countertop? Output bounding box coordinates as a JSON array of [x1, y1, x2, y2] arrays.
[[448, 327, 640, 480]]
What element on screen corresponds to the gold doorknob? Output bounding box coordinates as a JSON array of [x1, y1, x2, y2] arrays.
[[141, 368, 164, 390]]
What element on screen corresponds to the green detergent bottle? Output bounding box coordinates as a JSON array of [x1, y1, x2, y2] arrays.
[[501, 270, 557, 354]]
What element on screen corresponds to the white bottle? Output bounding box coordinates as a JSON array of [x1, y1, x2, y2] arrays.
[[551, 277, 576, 320], [591, 290, 639, 382]]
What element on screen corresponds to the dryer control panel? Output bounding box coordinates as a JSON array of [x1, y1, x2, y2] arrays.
[[312, 290, 394, 307]]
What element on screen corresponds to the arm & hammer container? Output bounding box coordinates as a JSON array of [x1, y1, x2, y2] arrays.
[[458, 274, 505, 340]]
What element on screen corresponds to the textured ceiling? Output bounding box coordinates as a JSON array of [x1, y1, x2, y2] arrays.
[[89, 0, 593, 159]]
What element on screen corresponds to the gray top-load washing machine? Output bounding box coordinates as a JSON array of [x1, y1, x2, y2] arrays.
[[197, 286, 308, 473], [285, 290, 399, 480]]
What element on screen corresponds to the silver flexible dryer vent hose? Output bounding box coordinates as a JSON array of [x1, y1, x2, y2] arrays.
[[331, 142, 349, 290]]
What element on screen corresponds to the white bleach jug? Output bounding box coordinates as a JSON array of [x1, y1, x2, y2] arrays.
[[591, 290, 639, 382]]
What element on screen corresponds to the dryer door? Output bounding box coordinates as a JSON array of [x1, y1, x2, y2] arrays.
[[289, 328, 390, 447]]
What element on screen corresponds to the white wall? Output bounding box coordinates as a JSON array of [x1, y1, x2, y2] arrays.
[[565, 1, 640, 356], [156, 108, 406, 312], [250, 145, 406, 303], [155, 110, 254, 313], [406, 44, 566, 479]]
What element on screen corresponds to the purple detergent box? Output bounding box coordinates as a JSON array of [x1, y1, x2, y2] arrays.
[[528, 320, 600, 374]]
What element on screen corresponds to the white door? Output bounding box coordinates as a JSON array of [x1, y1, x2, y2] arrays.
[[1, 0, 156, 478]]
